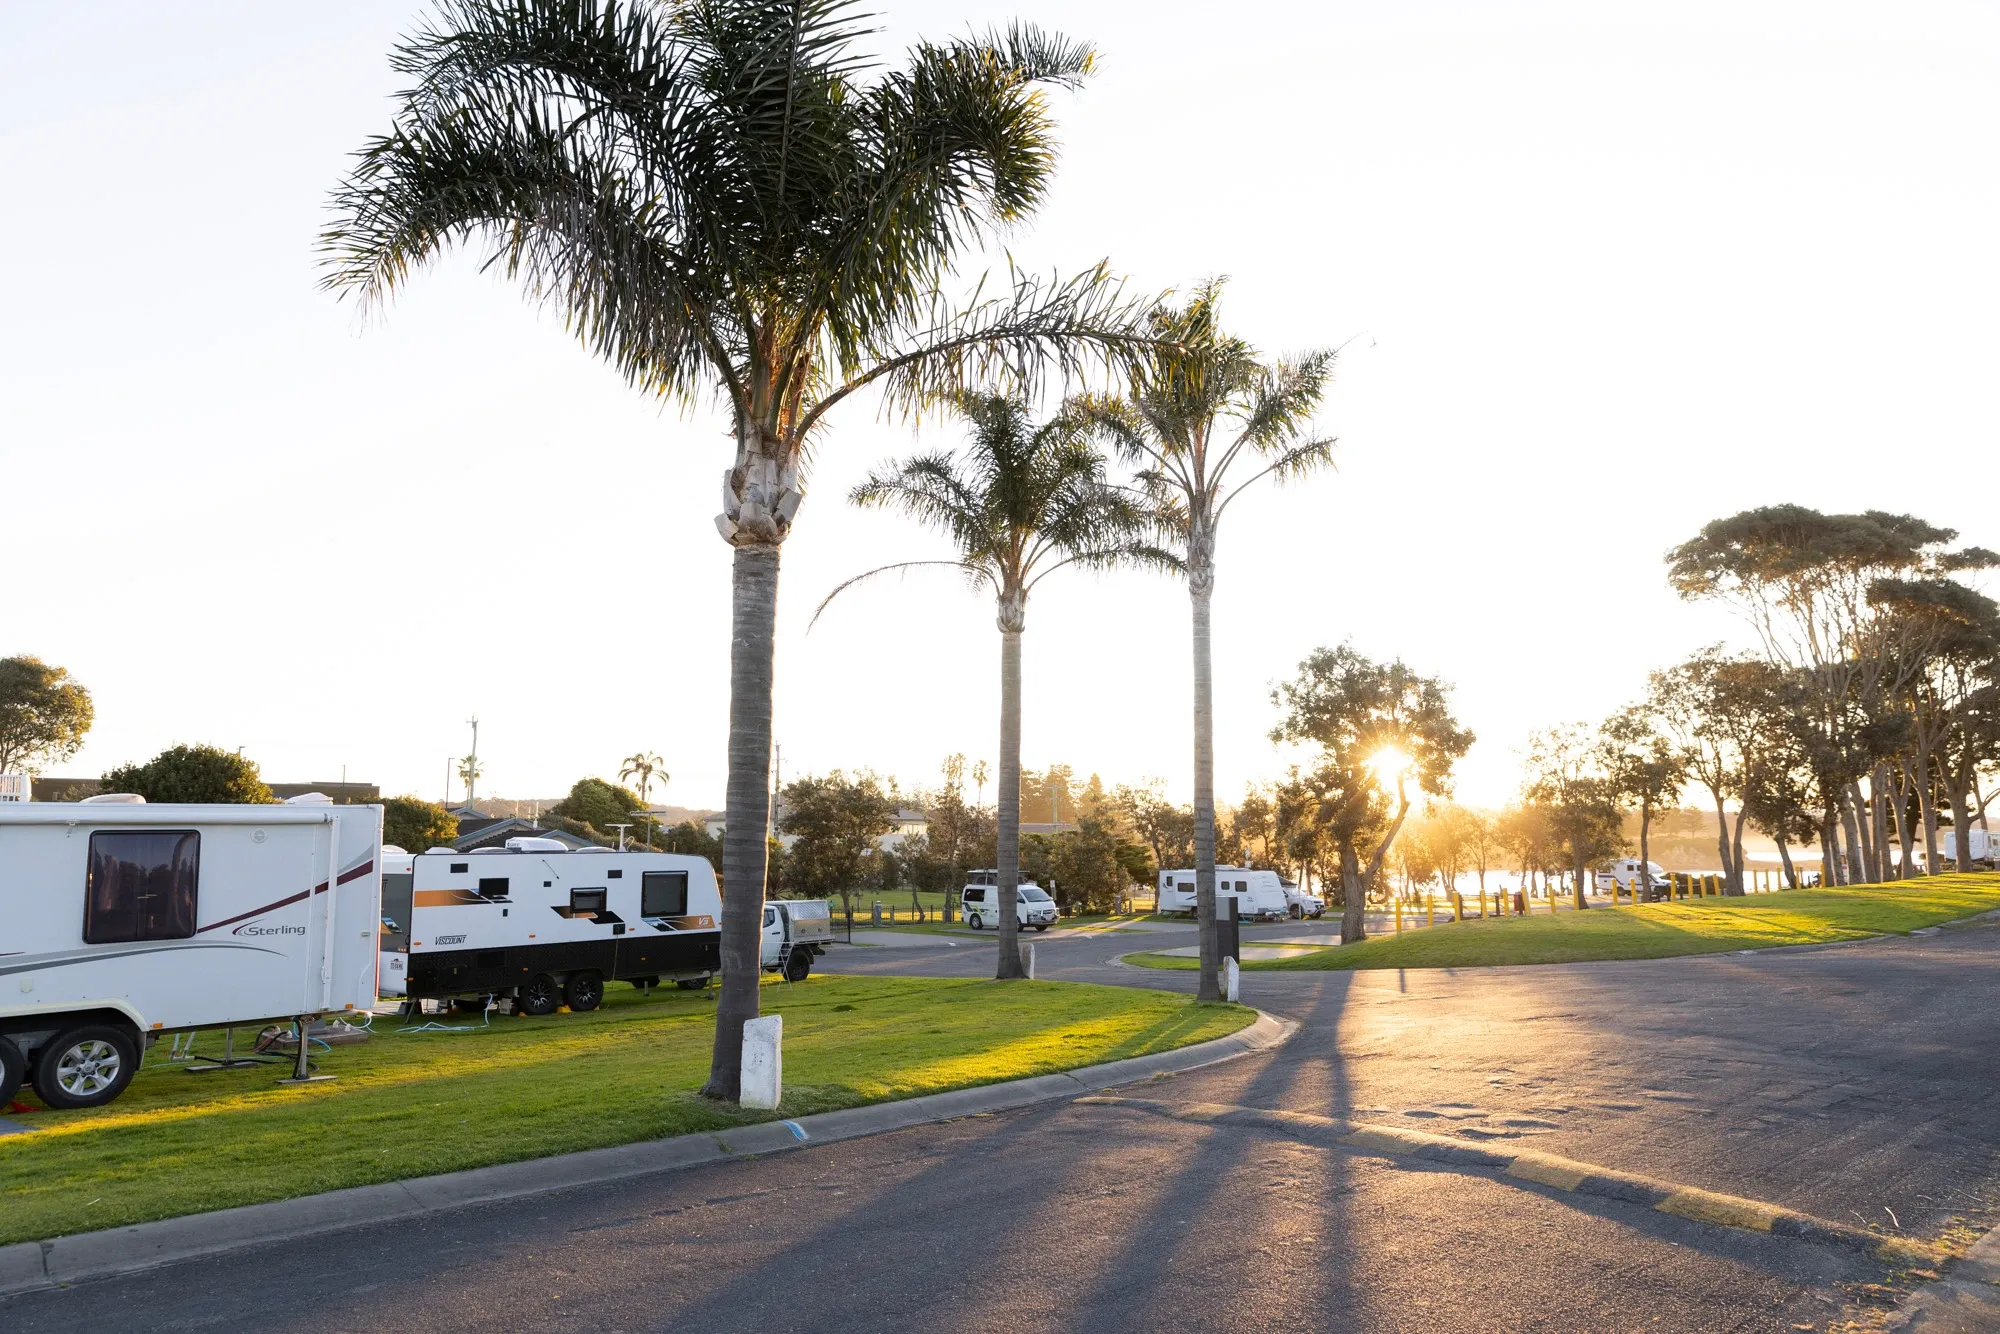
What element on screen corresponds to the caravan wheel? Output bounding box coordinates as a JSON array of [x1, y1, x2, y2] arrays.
[[565, 972, 604, 1012], [517, 975, 560, 1017], [33, 1026, 136, 1110], [0, 1038, 22, 1106]]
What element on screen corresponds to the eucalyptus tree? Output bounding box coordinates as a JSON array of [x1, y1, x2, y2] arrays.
[[1598, 703, 1684, 896], [1270, 645, 1473, 939], [1077, 281, 1337, 998], [820, 394, 1152, 978], [321, 0, 1148, 1099], [1668, 506, 1997, 886], [1521, 724, 1621, 909]]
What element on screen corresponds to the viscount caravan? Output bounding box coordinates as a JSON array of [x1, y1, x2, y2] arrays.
[[382, 839, 722, 1013], [1157, 868, 1289, 921], [0, 794, 383, 1109]]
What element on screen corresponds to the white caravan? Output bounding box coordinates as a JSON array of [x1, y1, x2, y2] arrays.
[[961, 869, 1057, 930], [1940, 830, 1995, 867], [1157, 867, 1290, 921], [0, 795, 384, 1109], [382, 840, 722, 1013]]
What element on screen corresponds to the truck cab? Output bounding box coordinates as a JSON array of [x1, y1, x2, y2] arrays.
[[761, 899, 834, 981]]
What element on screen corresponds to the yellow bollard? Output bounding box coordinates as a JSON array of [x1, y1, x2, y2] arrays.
[[1426, 895, 1434, 927], [1395, 898, 1403, 933]]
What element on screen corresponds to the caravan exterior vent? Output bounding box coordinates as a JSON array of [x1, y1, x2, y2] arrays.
[[284, 792, 334, 806], [0, 774, 28, 803], [81, 793, 147, 804], [504, 836, 569, 853]]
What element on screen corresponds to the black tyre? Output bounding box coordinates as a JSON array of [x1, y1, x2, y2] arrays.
[[564, 972, 604, 1012], [628, 976, 660, 992], [674, 978, 708, 991], [968, 914, 985, 930], [1290, 905, 1304, 920], [0, 1038, 23, 1106], [783, 949, 812, 982], [517, 974, 560, 1016], [1033, 923, 1048, 932], [32, 1025, 137, 1110]]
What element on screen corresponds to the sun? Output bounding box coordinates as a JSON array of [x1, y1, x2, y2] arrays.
[[1368, 746, 1412, 780]]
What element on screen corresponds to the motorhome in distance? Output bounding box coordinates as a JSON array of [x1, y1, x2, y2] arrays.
[[1157, 868, 1290, 921], [0, 793, 384, 1109], [382, 839, 722, 1013]]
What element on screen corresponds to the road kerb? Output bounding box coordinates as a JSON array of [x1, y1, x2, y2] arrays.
[[0, 1010, 1293, 1298], [1076, 1094, 1949, 1267]]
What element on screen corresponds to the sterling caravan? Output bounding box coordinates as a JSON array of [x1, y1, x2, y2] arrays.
[[384, 840, 721, 1013], [1157, 868, 1289, 921], [0, 794, 383, 1108]]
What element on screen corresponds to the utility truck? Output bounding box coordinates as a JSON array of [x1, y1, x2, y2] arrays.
[[1157, 868, 1290, 921], [0, 793, 383, 1109], [382, 840, 721, 1013], [761, 899, 834, 981]]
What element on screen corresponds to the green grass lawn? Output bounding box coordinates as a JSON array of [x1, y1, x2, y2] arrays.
[[0, 977, 1249, 1247], [1123, 873, 2000, 973]]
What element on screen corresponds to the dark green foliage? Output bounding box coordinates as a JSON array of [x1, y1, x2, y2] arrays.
[[780, 770, 897, 903], [658, 821, 723, 861], [102, 745, 275, 805], [382, 796, 457, 851], [552, 777, 647, 832]]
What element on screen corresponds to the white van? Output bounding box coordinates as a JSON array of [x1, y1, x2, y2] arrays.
[[0, 794, 383, 1108], [961, 870, 1057, 930], [1594, 858, 1670, 900], [1157, 867, 1289, 922]]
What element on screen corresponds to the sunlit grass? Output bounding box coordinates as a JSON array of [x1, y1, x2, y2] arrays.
[[0, 976, 1249, 1246], [1124, 873, 2000, 973]]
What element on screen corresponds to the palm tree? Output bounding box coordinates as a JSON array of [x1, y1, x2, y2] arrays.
[[816, 394, 1153, 978], [1074, 280, 1337, 999], [322, 0, 1149, 1099], [621, 751, 668, 843]]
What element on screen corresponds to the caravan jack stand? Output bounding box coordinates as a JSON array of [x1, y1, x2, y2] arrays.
[[275, 1016, 335, 1086], [185, 1028, 277, 1074]]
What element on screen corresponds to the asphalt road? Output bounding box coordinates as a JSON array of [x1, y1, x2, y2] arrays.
[[9, 917, 2000, 1333]]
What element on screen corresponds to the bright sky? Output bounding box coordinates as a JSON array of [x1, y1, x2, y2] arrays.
[[4, 2, 1996, 812]]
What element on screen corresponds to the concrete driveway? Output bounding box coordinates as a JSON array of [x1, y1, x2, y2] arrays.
[[7, 918, 1998, 1332]]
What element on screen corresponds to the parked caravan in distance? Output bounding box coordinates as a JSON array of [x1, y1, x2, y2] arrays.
[[0, 794, 383, 1109], [383, 840, 722, 1013], [1940, 829, 1995, 867], [1156, 868, 1289, 921]]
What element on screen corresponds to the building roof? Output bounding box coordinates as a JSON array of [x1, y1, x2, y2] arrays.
[[451, 818, 601, 853]]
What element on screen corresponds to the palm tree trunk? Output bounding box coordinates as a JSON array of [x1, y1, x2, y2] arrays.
[[995, 623, 1026, 980], [702, 544, 779, 1101], [1191, 579, 1220, 1003]]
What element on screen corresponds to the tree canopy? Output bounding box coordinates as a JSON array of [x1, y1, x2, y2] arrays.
[[0, 656, 94, 775], [780, 770, 897, 901], [102, 745, 274, 805], [382, 796, 459, 851], [553, 777, 648, 833]]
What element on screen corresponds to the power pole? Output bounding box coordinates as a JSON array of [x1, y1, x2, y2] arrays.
[[768, 742, 782, 841]]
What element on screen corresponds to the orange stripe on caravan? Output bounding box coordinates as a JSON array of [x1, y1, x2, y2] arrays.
[[414, 889, 491, 907]]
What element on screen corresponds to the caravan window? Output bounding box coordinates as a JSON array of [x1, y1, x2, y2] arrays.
[[84, 830, 199, 944], [477, 878, 509, 899], [642, 871, 688, 918], [570, 888, 607, 918]]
